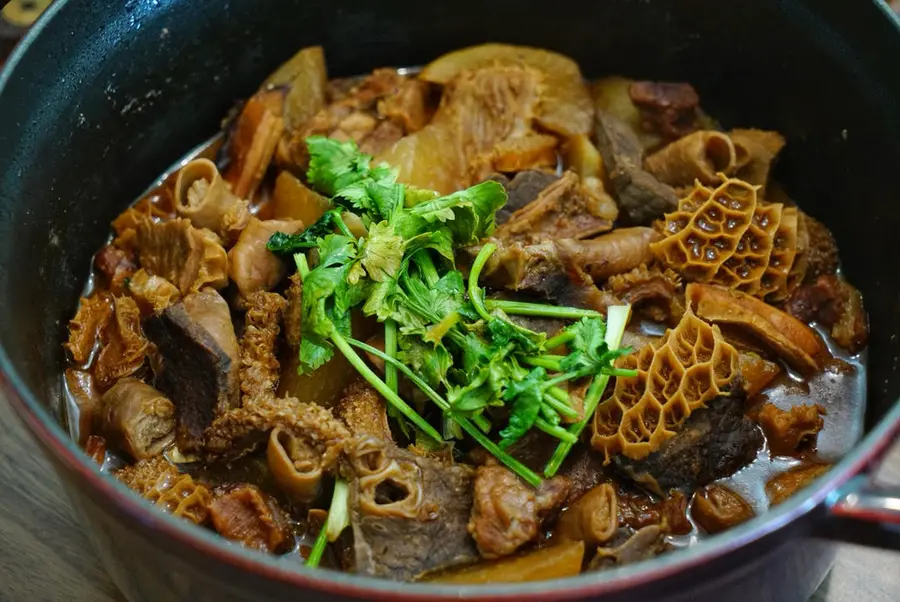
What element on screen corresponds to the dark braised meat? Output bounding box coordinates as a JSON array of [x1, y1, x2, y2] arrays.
[[614, 396, 763, 495], [785, 275, 869, 353], [280, 69, 430, 167], [617, 487, 692, 535], [468, 464, 570, 558], [493, 171, 614, 241], [496, 170, 559, 225], [343, 436, 478, 580], [802, 214, 840, 283], [208, 484, 293, 553], [758, 403, 826, 456], [144, 289, 240, 452], [594, 110, 678, 224], [628, 81, 700, 139]]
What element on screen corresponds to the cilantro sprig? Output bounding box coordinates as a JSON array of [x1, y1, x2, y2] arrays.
[[270, 137, 635, 485]]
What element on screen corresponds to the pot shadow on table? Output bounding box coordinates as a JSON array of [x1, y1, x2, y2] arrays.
[[0, 397, 897, 602]]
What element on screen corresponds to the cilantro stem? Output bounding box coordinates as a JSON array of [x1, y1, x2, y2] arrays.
[[347, 338, 492, 432], [413, 250, 440, 287], [484, 300, 602, 320], [523, 355, 563, 371], [541, 394, 579, 420], [330, 330, 443, 443], [545, 330, 575, 350], [294, 252, 310, 277], [458, 416, 542, 487], [384, 319, 398, 393], [307, 520, 328, 569], [606, 367, 640, 378], [306, 478, 349, 568], [546, 384, 573, 406], [347, 337, 541, 487], [468, 243, 497, 322], [544, 305, 632, 477], [535, 418, 577, 443]]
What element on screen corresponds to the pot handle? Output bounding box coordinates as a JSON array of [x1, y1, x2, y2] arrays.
[[820, 439, 900, 550]]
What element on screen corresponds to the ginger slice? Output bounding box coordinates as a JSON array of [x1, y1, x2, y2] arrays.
[[591, 306, 738, 462]]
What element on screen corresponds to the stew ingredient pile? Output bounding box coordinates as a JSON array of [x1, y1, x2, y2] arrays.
[[64, 43, 869, 583]]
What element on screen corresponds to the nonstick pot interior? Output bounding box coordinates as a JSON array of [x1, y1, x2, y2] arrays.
[[0, 0, 899, 600]]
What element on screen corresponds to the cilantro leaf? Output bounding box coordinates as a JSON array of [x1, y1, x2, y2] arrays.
[[499, 367, 547, 448], [487, 316, 545, 355], [339, 172, 404, 221], [266, 208, 346, 254], [397, 335, 452, 390], [357, 221, 404, 283], [396, 180, 507, 246], [306, 136, 372, 197], [559, 317, 632, 376]]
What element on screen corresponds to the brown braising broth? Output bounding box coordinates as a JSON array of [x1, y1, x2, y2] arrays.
[[62, 53, 870, 581]]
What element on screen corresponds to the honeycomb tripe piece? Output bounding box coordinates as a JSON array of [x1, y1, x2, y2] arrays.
[[716, 199, 782, 295], [786, 209, 810, 293], [760, 205, 800, 300], [591, 306, 739, 462], [116, 455, 212, 525], [650, 177, 758, 284]]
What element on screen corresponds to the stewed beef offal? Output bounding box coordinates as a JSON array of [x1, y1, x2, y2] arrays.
[[63, 43, 868, 584]]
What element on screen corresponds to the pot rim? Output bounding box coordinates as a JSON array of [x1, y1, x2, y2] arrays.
[[3, 0, 900, 599]]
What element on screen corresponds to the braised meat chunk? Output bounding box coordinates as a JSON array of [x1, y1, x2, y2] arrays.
[[493, 171, 614, 241], [468, 465, 569, 558], [595, 110, 678, 224], [614, 396, 763, 495], [144, 289, 240, 452], [209, 484, 293, 553], [758, 403, 826, 456], [344, 437, 478, 580], [629, 81, 700, 139]]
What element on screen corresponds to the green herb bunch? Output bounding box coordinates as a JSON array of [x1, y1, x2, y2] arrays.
[[268, 136, 634, 486]]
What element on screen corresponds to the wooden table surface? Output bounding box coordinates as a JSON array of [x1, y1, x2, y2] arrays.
[[0, 398, 897, 602]]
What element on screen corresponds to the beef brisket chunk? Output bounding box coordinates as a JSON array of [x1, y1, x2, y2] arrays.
[[614, 396, 763, 494]]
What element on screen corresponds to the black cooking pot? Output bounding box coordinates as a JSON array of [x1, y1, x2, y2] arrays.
[[1, 0, 899, 600]]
